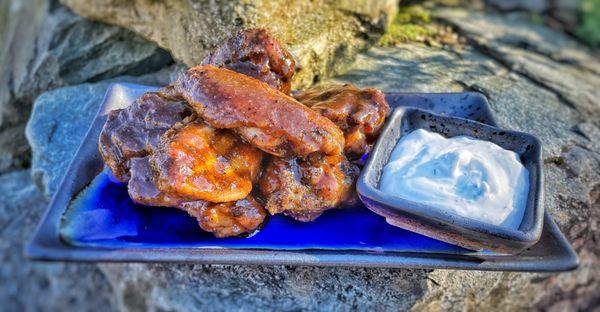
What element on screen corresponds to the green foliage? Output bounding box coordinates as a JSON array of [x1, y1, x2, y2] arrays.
[[379, 5, 436, 46], [380, 24, 437, 45], [395, 5, 431, 24], [576, 0, 600, 47]]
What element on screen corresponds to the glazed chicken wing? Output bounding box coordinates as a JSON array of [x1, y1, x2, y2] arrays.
[[98, 92, 193, 182], [180, 196, 267, 238], [202, 28, 295, 95], [128, 156, 182, 207], [258, 154, 358, 221], [150, 120, 263, 203], [128, 156, 266, 237], [174, 65, 345, 157], [295, 84, 389, 159]]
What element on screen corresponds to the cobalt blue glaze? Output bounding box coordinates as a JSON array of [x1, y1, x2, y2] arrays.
[[61, 169, 468, 253]]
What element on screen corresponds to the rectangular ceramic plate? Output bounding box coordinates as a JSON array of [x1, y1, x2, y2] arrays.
[[26, 83, 578, 271]]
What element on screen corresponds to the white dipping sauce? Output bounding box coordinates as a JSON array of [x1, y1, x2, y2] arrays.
[[380, 129, 529, 229]]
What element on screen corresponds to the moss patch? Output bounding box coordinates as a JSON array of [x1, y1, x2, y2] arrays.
[[576, 0, 600, 48], [395, 4, 432, 24], [380, 24, 437, 45], [379, 5, 459, 47]]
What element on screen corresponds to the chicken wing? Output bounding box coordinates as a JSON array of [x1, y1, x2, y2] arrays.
[[202, 28, 295, 95], [150, 120, 263, 203], [98, 92, 193, 182], [174, 65, 345, 157], [180, 196, 267, 238], [128, 156, 266, 237], [258, 153, 358, 221], [295, 84, 389, 159], [128, 156, 182, 207]]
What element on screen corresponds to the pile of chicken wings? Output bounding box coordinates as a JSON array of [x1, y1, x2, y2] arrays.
[[99, 29, 389, 237]]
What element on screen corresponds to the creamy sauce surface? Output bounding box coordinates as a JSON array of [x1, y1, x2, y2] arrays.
[[380, 129, 529, 229]]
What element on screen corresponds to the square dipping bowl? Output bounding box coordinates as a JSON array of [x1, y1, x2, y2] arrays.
[[357, 107, 544, 253]]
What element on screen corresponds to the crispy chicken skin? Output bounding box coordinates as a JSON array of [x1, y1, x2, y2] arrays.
[[295, 84, 389, 159], [150, 120, 263, 203], [173, 65, 345, 157], [259, 154, 358, 221], [180, 196, 267, 238], [202, 28, 295, 95], [98, 92, 193, 182]]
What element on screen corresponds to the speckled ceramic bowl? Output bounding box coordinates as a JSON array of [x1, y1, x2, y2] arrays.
[[357, 107, 544, 253]]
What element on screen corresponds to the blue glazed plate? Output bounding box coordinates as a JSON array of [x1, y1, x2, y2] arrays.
[[26, 83, 578, 271]]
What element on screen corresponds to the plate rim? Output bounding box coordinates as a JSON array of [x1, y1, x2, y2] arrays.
[[26, 210, 578, 272]]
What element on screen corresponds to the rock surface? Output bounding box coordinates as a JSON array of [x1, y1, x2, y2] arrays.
[[59, 0, 398, 89], [0, 0, 172, 173], [13, 6, 600, 312], [26, 65, 182, 198], [434, 8, 600, 117], [99, 264, 428, 311], [486, 0, 583, 34], [0, 170, 117, 311], [487, 0, 549, 12]]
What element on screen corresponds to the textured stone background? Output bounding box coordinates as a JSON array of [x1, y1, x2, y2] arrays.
[[58, 0, 399, 89], [1, 0, 599, 311]]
